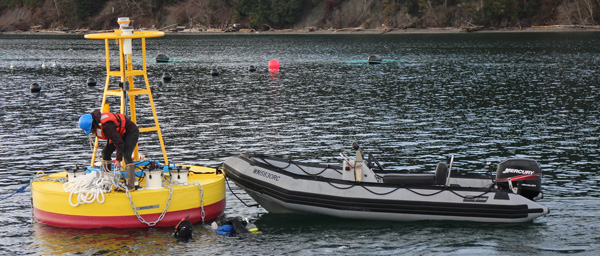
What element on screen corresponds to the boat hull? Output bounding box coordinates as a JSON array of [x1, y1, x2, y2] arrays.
[[224, 154, 549, 223], [32, 166, 226, 228]]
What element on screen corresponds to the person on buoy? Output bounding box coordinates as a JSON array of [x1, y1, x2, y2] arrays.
[[79, 109, 139, 191]]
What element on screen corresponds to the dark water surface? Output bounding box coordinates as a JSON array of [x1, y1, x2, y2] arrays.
[[1, 32, 599, 255]]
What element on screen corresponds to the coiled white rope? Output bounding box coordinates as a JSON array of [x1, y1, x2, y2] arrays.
[[63, 171, 120, 207]]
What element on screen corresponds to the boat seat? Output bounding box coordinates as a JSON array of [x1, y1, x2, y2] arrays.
[[382, 162, 448, 186], [434, 162, 448, 185]]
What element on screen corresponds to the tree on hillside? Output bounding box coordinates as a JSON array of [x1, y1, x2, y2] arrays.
[[382, 0, 419, 28], [472, 0, 517, 27], [1, 0, 600, 31], [235, 0, 303, 29]]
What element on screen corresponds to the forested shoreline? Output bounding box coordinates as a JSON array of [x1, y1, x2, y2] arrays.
[[2, 0, 600, 32]]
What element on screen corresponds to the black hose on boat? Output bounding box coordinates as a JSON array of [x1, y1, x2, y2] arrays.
[[253, 154, 495, 200], [258, 155, 343, 176], [225, 176, 259, 208]]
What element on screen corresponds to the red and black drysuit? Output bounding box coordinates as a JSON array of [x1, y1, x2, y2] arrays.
[[90, 109, 139, 165]]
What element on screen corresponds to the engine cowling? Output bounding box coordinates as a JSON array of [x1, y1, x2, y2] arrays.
[[496, 158, 542, 200]]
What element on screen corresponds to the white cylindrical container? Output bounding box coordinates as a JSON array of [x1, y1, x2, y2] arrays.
[[171, 167, 189, 184], [66, 168, 80, 182], [144, 169, 163, 189], [117, 17, 130, 29], [121, 26, 134, 55]]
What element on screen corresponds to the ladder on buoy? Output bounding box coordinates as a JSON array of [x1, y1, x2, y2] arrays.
[[84, 17, 169, 166]]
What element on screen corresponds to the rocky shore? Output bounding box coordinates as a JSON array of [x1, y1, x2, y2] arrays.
[[2, 25, 600, 36]]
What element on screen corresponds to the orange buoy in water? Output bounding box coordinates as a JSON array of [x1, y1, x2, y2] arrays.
[[268, 59, 279, 73]]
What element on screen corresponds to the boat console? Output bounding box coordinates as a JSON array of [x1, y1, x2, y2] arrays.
[[340, 143, 378, 183]]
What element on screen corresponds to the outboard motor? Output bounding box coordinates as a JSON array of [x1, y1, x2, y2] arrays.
[[496, 158, 542, 200]]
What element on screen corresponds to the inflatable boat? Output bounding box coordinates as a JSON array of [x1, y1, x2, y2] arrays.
[[30, 18, 225, 228], [223, 143, 548, 223]]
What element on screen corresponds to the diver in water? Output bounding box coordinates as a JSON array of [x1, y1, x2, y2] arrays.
[[212, 215, 261, 236], [174, 215, 193, 241]]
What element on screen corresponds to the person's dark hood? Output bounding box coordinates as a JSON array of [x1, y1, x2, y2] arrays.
[[90, 109, 102, 130]]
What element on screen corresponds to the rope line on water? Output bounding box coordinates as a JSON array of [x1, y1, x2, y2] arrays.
[[0, 183, 31, 202], [225, 176, 259, 208]]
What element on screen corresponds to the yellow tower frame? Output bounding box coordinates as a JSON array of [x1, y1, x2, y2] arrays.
[[84, 30, 169, 166]]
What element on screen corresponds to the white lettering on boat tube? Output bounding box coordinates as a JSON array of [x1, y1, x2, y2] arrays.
[[253, 168, 281, 182]]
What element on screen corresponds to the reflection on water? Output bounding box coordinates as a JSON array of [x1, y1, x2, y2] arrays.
[[32, 224, 147, 255], [253, 213, 550, 255], [1, 32, 600, 255], [30, 223, 229, 255]]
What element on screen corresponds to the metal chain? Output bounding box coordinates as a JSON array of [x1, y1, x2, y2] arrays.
[[195, 182, 206, 222], [169, 180, 206, 222], [125, 180, 173, 226], [31, 172, 67, 183]]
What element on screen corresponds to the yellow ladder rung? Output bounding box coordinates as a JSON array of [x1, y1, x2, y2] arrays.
[[139, 126, 159, 133], [105, 89, 123, 96], [128, 88, 150, 95], [125, 70, 146, 77], [104, 88, 150, 96], [107, 71, 122, 77], [107, 70, 146, 77]]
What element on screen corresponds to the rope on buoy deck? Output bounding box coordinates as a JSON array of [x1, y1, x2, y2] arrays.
[[62, 171, 120, 207]]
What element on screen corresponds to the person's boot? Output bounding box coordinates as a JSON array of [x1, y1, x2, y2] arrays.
[[101, 160, 112, 172], [126, 163, 136, 191]]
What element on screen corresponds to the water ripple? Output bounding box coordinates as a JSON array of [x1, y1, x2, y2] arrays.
[[1, 32, 599, 255]]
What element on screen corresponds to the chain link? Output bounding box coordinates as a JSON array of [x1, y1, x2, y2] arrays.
[[31, 172, 68, 183], [198, 182, 205, 222], [124, 180, 173, 227], [169, 180, 206, 223]]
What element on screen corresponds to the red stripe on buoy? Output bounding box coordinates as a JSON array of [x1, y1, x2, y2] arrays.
[[33, 199, 225, 229]]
